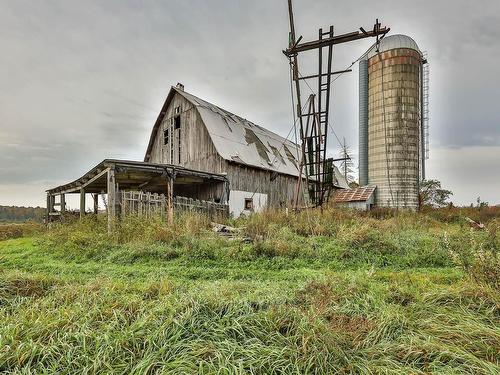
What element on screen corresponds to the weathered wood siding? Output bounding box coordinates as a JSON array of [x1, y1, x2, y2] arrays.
[[224, 163, 297, 208], [148, 92, 299, 208]]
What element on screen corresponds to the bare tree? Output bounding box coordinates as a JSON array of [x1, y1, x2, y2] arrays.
[[339, 138, 355, 184]]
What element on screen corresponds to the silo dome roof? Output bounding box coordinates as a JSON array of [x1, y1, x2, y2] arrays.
[[364, 34, 420, 59]]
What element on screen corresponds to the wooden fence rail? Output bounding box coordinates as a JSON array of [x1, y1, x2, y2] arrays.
[[120, 191, 228, 219]]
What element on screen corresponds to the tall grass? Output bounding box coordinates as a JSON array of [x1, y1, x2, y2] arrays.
[[0, 266, 497, 373], [444, 219, 499, 289], [0, 221, 43, 241], [0, 207, 498, 373], [35, 210, 456, 270], [37, 207, 499, 273]]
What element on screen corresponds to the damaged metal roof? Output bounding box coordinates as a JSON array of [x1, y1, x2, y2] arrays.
[[176, 88, 304, 177]]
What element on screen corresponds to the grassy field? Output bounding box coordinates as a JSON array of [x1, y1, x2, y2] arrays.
[[0, 209, 498, 374]]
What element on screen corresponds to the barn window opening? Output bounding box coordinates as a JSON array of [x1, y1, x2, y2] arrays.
[[244, 198, 253, 211], [175, 105, 181, 114], [171, 115, 182, 163], [163, 129, 170, 146]]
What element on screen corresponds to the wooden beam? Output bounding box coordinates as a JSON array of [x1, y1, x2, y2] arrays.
[[80, 188, 85, 219], [93, 194, 99, 214], [51, 168, 110, 195], [166, 176, 174, 225], [298, 69, 352, 81], [283, 27, 390, 56], [45, 194, 51, 224], [82, 168, 109, 190], [107, 168, 116, 234], [61, 194, 66, 213]]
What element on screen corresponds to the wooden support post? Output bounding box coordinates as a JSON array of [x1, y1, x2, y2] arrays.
[[80, 188, 86, 219], [107, 168, 116, 234], [166, 177, 174, 225], [93, 194, 99, 214], [46, 193, 51, 224], [60, 194, 66, 214]]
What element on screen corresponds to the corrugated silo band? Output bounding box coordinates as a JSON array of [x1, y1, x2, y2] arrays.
[[359, 59, 369, 186]]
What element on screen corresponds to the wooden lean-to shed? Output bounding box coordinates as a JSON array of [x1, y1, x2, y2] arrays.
[[144, 84, 349, 216]]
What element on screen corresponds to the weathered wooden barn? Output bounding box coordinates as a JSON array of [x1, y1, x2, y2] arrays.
[[46, 84, 348, 226], [144, 84, 348, 216]]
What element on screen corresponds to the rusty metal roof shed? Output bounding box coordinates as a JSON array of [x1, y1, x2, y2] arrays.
[[333, 186, 376, 203]]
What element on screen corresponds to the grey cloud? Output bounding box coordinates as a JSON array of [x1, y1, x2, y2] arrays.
[[0, 0, 499, 206]]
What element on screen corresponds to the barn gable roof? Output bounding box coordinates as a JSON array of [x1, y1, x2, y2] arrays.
[[144, 86, 349, 188]]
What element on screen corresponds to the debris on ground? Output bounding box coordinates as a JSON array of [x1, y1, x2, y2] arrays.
[[464, 217, 485, 230], [211, 222, 251, 242]]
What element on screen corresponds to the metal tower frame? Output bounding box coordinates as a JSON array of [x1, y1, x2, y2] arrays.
[[284, 0, 390, 208]]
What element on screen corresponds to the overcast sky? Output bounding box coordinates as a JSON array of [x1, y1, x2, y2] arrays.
[[1, 0, 499, 208]]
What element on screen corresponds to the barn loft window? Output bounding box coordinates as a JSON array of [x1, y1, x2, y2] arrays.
[[163, 129, 170, 146], [169, 114, 182, 163], [174, 105, 181, 114], [244, 198, 253, 211]]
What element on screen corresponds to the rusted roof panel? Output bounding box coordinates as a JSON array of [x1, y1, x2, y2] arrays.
[[333, 186, 376, 203]]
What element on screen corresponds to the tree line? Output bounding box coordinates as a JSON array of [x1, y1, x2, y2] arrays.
[[0, 206, 45, 222]]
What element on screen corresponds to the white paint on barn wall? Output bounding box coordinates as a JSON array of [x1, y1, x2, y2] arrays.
[[229, 190, 268, 217]]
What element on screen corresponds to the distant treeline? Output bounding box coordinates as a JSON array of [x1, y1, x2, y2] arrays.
[[0, 206, 45, 222]]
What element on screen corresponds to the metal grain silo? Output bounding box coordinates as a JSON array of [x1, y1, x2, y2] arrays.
[[358, 34, 425, 209]]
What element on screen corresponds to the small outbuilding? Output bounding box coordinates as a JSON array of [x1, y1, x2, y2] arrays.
[[332, 186, 376, 211]]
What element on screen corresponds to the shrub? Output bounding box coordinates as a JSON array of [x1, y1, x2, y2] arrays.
[[443, 226, 499, 290], [0, 222, 44, 241]]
